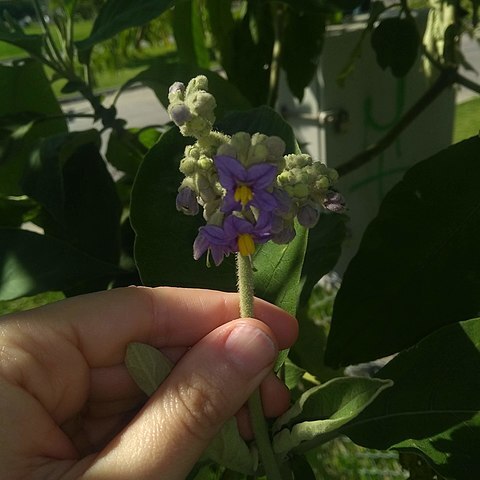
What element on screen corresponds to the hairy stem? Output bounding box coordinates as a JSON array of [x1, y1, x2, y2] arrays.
[[236, 254, 282, 480]]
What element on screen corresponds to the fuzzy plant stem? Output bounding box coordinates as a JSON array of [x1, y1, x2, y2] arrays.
[[236, 253, 283, 480]]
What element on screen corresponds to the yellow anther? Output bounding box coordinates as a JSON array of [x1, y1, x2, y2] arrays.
[[238, 234, 255, 257], [234, 185, 254, 206]]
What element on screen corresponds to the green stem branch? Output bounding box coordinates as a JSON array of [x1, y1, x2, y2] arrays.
[[236, 254, 282, 480]]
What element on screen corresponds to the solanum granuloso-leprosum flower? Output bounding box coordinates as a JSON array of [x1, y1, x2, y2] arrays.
[[169, 75, 344, 265]]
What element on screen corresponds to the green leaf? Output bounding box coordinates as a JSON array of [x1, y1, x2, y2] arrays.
[[22, 133, 122, 266], [281, 9, 326, 101], [325, 136, 480, 367], [205, 0, 235, 74], [75, 0, 176, 51], [218, 2, 273, 106], [173, 0, 210, 69], [204, 418, 255, 475], [120, 58, 251, 118], [272, 377, 392, 456], [300, 211, 347, 306], [371, 16, 420, 77], [125, 342, 173, 396], [253, 222, 307, 316], [0, 196, 38, 228], [342, 317, 480, 480], [0, 291, 64, 316], [105, 128, 144, 177], [0, 60, 67, 196], [284, 358, 306, 391], [0, 228, 122, 301]]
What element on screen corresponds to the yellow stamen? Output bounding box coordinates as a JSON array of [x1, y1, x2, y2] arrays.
[[234, 185, 254, 206], [238, 234, 255, 257]]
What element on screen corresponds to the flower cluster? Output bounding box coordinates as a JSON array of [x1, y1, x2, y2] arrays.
[[170, 76, 344, 266]]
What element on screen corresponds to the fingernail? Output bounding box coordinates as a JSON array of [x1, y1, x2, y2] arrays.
[[224, 324, 277, 376]]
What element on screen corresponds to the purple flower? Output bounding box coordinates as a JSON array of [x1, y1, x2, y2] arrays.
[[193, 213, 273, 264], [193, 223, 236, 266], [214, 155, 278, 214]]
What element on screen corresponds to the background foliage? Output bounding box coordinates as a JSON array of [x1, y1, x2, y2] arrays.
[[1, 0, 480, 478]]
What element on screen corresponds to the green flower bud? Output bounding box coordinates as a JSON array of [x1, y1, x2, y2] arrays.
[[179, 157, 197, 175]]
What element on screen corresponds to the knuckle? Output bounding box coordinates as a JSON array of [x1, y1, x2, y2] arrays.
[[172, 371, 229, 441]]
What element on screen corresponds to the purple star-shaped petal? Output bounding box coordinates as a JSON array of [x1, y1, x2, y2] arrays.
[[214, 155, 278, 213], [193, 223, 236, 266]]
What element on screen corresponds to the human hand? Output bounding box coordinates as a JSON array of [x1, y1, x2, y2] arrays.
[[0, 286, 297, 479]]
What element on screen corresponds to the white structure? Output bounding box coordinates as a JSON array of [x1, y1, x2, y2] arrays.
[[277, 15, 455, 273]]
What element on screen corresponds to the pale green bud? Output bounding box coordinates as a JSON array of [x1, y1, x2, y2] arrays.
[[179, 157, 197, 175]]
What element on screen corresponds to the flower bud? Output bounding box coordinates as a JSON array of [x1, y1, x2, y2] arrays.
[[297, 204, 320, 228], [169, 81, 185, 96], [176, 187, 199, 215], [169, 104, 192, 126], [272, 222, 296, 244], [324, 190, 346, 213]]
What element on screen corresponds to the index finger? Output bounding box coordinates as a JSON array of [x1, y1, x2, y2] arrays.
[[7, 286, 298, 367]]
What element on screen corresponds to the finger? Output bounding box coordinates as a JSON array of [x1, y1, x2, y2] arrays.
[[5, 287, 297, 368], [236, 373, 291, 440], [81, 319, 278, 480]]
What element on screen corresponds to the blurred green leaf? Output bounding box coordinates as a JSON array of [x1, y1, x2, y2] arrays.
[[173, 0, 210, 69], [0, 196, 38, 228], [371, 16, 420, 77], [272, 377, 392, 456], [281, 9, 326, 101], [125, 342, 173, 396], [0, 60, 67, 196], [0, 22, 43, 58], [326, 136, 480, 367], [343, 316, 480, 480], [0, 228, 122, 301], [0, 291, 64, 316], [75, 0, 176, 51]]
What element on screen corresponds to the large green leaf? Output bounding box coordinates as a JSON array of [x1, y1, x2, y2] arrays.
[[272, 377, 392, 456], [371, 16, 420, 77], [0, 228, 122, 301], [120, 58, 251, 118], [22, 133, 122, 266], [342, 316, 480, 480], [0, 60, 67, 195], [75, 0, 176, 51], [325, 136, 480, 367]]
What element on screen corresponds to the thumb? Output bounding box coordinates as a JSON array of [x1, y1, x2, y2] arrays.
[[82, 319, 278, 480]]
